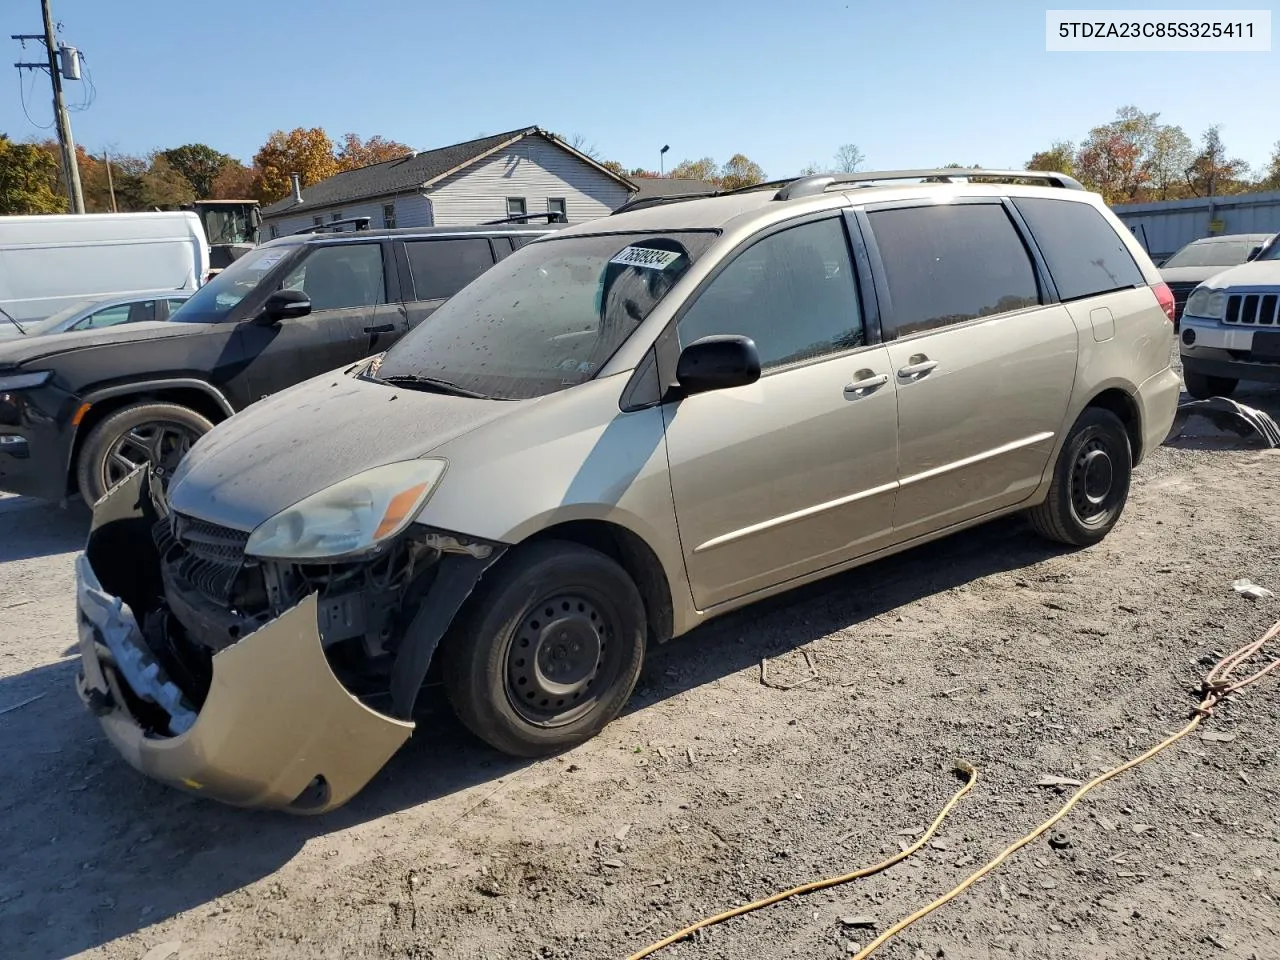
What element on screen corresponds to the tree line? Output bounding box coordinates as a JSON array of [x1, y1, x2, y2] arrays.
[[0, 128, 414, 215], [4, 110, 1277, 217]]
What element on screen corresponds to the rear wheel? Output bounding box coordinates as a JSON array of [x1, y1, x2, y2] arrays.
[[1183, 370, 1238, 400], [1029, 407, 1132, 547], [76, 401, 213, 505], [441, 540, 646, 757]]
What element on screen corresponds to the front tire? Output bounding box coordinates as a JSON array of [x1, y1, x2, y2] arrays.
[[1029, 407, 1132, 547], [76, 401, 213, 506], [1183, 370, 1238, 400], [441, 541, 646, 757]]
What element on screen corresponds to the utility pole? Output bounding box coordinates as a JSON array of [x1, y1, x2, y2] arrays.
[[103, 150, 116, 212], [11, 0, 84, 213]]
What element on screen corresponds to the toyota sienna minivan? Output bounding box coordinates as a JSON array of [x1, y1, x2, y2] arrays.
[[74, 169, 1180, 812]]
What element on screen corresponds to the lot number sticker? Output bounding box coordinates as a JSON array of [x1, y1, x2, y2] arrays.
[[610, 246, 682, 270]]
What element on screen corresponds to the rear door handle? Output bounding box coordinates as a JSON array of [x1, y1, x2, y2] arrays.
[[896, 357, 938, 380], [844, 372, 889, 395], [364, 323, 395, 334]]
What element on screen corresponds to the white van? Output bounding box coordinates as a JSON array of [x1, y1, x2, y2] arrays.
[[0, 211, 209, 325]]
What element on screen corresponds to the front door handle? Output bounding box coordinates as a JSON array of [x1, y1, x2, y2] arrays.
[[897, 355, 938, 380], [844, 372, 889, 396], [364, 323, 396, 334]]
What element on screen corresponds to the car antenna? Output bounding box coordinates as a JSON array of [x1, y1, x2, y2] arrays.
[[0, 304, 27, 336]]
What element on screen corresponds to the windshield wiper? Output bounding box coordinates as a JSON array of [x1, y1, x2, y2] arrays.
[[0, 305, 27, 335], [376, 374, 489, 399]]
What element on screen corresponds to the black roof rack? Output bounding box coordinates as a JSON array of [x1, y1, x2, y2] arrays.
[[292, 216, 373, 235], [774, 169, 1085, 200], [479, 211, 568, 226]]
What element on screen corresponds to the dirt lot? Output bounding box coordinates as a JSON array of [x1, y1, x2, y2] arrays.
[[2, 380, 1279, 960]]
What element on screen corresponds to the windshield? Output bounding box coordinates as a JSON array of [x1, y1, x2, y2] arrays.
[[23, 300, 96, 335], [1163, 240, 1262, 268], [374, 230, 717, 400], [1259, 236, 1280, 261], [170, 245, 297, 324], [201, 207, 256, 245]]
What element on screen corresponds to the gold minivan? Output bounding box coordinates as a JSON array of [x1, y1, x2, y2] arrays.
[[75, 170, 1180, 812]]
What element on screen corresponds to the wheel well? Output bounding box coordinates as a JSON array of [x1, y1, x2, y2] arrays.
[[67, 387, 230, 495], [525, 520, 675, 645], [1085, 388, 1142, 463]]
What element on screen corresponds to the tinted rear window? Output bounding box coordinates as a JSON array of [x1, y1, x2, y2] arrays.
[[405, 238, 496, 300], [1013, 197, 1145, 301], [867, 203, 1040, 337]]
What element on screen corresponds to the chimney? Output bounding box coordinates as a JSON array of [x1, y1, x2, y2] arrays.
[[291, 173, 303, 203]]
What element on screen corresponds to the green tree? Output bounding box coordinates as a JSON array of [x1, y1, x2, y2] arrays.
[[252, 127, 339, 202], [0, 134, 63, 214], [1261, 140, 1280, 190], [159, 143, 234, 198], [1184, 125, 1252, 197]]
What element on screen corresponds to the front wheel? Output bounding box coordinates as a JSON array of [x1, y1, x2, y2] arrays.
[[1029, 407, 1132, 547], [441, 541, 646, 757], [76, 401, 213, 506], [1183, 370, 1238, 400]]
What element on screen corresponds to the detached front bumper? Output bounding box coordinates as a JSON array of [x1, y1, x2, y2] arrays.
[[74, 470, 414, 813]]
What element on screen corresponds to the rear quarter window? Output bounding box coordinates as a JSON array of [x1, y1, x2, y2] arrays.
[[1013, 197, 1145, 301]]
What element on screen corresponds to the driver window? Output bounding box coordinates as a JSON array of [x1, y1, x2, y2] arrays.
[[73, 303, 133, 330], [676, 218, 864, 371], [280, 243, 387, 312]]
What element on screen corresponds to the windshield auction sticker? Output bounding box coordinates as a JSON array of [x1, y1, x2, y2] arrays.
[[610, 246, 683, 270]]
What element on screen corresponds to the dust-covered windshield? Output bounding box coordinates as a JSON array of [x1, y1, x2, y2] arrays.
[[170, 245, 298, 324], [1163, 239, 1266, 268], [373, 230, 717, 400]]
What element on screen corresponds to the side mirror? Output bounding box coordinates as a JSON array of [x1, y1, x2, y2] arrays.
[[1247, 245, 1262, 261], [256, 289, 311, 325], [675, 335, 761, 396]]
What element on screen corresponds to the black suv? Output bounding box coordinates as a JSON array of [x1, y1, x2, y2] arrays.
[[0, 223, 556, 504]]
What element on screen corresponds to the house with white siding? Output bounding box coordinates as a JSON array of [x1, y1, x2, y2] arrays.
[[259, 127, 636, 237]]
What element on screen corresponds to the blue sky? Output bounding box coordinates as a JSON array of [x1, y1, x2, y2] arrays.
[[3, 0, 1275, 177]]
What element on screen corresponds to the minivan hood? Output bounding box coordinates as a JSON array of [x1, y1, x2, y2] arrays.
[[0, 320, 192, 367], [167, 373, 515, 531], [1200, 260, 1280, 289]]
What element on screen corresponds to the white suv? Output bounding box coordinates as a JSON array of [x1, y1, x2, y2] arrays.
[[1179, 233, 1280, 398]]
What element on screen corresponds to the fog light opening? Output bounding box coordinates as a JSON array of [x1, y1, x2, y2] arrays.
[[1181, 328, 1196, 346]]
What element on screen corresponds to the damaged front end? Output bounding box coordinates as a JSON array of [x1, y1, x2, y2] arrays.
[[74, 468, 503, 813]]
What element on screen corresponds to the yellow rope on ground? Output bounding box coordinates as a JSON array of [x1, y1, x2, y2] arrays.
[[622, 762, 978, 960], [626, 616, 1280, 960]]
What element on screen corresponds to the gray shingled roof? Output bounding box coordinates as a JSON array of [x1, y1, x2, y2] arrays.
[[262, 126, 633, 217]]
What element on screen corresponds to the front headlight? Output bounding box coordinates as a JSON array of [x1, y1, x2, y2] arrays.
[[1184, 287, 1227, 320], [245, 459, 447, 561], [0, 370, 52, 392]]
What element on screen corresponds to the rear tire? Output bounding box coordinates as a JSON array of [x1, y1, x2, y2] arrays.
[[1029, 407, 1131, 547], [440, 540, 646, 758], [76, 401, 213, 506], [1183, 370, 1238, 400]]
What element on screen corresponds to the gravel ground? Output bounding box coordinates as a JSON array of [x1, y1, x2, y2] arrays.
[[2, 378, 1278, 960]]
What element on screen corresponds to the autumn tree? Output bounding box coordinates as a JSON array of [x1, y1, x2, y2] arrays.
[[252, 127, 339, 202], [668, 157, 719, 182], [1262, 140, 1280, 190], [1027, 141, 1077, 176], [159, 143, 234, 198], [335, 133, 413, 171], [209, 161, 258, 199], [1075, 106, 1163, 202], [718, 154, 766, 191], [0, 134, 63, 214], [1184, 125, 1252, 197], [1148, 124, 1194, 199]]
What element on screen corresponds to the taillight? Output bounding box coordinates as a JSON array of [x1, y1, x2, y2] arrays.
[[1153, 282, 1176, 323]]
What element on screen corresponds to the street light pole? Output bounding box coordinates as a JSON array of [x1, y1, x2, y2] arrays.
[[660, 144, 669, 176]]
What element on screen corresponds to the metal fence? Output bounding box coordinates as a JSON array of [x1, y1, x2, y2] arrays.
[[1111, 190, 1280, 262]]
